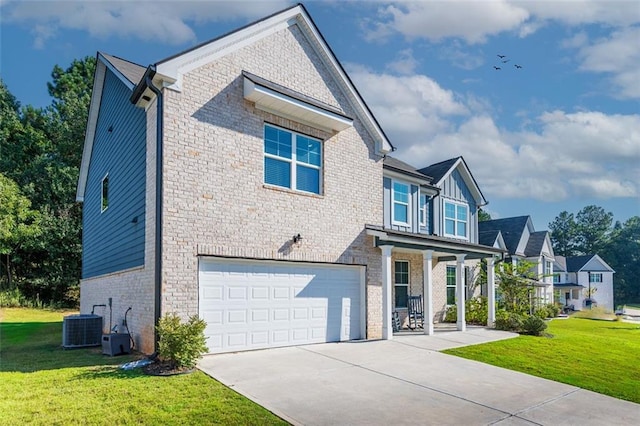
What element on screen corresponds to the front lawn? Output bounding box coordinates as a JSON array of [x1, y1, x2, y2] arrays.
[[444, 318, 640, 404], [0, 308, 287, 425]]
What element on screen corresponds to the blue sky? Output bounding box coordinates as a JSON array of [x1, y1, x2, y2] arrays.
[[1, 0, 638, 230]]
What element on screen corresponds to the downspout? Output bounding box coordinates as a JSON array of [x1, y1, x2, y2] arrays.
[[145, 71, 163, 353]]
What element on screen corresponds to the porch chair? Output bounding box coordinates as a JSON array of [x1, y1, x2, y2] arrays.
[[407, 295, 424, 330]]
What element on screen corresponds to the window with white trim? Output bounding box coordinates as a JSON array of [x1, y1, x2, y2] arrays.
[[392, 181, 410, 226], [446, 266, 456, 305], [419, 193, 428, 227], [553, 274, 560, 284], [589, 273, 603, 283], [545, 260, 552, 277], [101, 174, 109, 212], [394, 260, 409, 308], [444, 200, 468, 238], [264, 124, 322, 194]]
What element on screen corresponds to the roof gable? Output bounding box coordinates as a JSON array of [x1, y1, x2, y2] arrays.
[[478, 216, 532, 255], [417, 157, 486, 205], [566, 254, 615, 272], [525, 231, 554, 258], [479, 229, 506, 250], [150, 4, 393, 155], [383, 156, 436, 187]]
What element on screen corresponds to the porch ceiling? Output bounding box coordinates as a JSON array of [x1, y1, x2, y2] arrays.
[[366, 226, 506, 262]]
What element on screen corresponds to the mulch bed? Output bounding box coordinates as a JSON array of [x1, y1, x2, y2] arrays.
[[142, 360, 195, 376]]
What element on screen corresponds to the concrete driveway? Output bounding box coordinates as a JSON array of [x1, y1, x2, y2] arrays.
[[198, 329, 639, 425]]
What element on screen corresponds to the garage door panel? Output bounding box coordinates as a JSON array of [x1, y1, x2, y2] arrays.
[[199, 258, 362, 354]]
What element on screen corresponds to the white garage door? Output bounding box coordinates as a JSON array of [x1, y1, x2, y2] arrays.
[[199, 257, 364, 354]]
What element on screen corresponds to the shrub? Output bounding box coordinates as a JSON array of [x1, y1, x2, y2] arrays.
[[156, 314, 208, 369], [521, 315, 548, 336], [534, 307, 549, 319], [443, 297, 487, 325], [546, 303, 560, 318], [494, 310, 525, 332]]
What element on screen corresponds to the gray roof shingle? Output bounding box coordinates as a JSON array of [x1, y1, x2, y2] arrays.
[[417, 157, 459, 183], [479, 229, 501, 247], [383, 156, 434, 182], [101, 52, 146, 86], [524, 231, 549, 257], [478, 216, 530, 255]]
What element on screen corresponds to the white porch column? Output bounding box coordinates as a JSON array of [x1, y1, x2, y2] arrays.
[[422, 250, 434, 335], [456, 254, 467, 331], [380, 245, 394, 340], [487, 257, 496, 327]]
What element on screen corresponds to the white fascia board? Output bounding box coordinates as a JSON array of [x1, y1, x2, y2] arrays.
[[244, 77, 353, 132], [99, 52, 135, 90], [295, 9, 393, 155], [77, 60, 107, 202], [435, 157, 486, 204], [383, 169, 432, 188], [374, 232, 501, 256], [155, 11, 297, 92]]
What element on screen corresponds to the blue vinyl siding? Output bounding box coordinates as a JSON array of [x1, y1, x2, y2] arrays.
[[82, 69, 146, 278], [383, 177, 423, 233]]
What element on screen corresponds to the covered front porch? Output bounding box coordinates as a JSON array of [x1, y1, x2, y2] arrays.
[[366, 226, 506, 339]]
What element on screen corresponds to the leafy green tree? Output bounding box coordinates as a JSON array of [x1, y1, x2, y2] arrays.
[[575, 205, 613, 255], [0, 174, 41, 288], [478, 208, 492, 222], [603, 216, 640, 305], [549, 211, 578, 256], [496, 260, 539, 315]]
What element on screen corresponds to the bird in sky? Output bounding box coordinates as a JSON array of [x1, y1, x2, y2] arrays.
[[497, 54, 506, 59], [514, 64, 523, 69], [493, 66, 501, 70], [502, 59, 510, 63]]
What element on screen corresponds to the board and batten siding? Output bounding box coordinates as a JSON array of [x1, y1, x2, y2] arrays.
[[433, 169, 479, 243], [383, 177, 426, 233], [82, 69, 146, 278]]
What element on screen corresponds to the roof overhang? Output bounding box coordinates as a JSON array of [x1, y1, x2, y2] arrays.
[[383, 168, 439, 194], [366, 226, 506, 261], [435, 157, 487, 206], [243, 71, 353, 133]]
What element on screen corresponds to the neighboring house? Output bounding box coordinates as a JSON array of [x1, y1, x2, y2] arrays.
[[77, 4, 503, 355], [479, 216, 555, 305], [553, 255, 615, 312]]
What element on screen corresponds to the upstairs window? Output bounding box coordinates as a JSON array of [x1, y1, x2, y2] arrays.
[[553, 274, 560, 284], [419, 193, 428, 227], [545, 260, 552, 276], [101, 174, 109, 212], [392, 181, 410, 226], [444, 200, 468, 239], [589, 273, 603, 283], [264, 125, 322, 194]]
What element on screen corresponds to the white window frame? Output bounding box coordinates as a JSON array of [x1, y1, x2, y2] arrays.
[[545, 260, 552, 277], [589, 273, 603, 283], [553, 274, 560, 284], [392, 180, 411, 227], [101, 173, 109, 213], [446, 265, 456, 305], [263, 124, 323, 195], [394, 260, 410, 309], [443, 199, 469, 240], [419, 193, 428, 228]]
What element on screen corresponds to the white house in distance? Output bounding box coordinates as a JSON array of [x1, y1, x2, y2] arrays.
[[553, 255, 615, 312]]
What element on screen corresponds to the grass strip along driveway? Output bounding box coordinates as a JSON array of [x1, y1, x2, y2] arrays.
[[0, 308, 287, 425], [443, 317, 640, 404]]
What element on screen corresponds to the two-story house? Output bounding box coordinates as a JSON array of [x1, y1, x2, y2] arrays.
[[479, 216, 555, 305], [553, 255, 615, 311], [77, 4, 503, 354]]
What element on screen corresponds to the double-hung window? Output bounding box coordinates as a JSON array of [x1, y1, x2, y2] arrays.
[[589, 273, 603, 283], [444, 200, 468, 239], [553, 274, 560, 284], [394, 261, 409, 308], [419, 193, 428, 228], [446, 266, 456, 305], [392, 181, 410, 226], [264, 124, 322, 194], [545, 260, 552, 277]]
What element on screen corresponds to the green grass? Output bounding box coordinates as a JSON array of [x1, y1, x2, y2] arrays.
[[444, 318, 640, 404], [0, 308, 288, 425]]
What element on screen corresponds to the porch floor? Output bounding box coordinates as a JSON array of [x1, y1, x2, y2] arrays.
[[392, 325, 517, 351]]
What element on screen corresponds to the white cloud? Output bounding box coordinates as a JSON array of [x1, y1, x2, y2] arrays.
[[569, 26, 640, 99], [369, 1, 529, 44], [1, 0, 291, 46], [386, 49, 418, 75], [350, 68, 640, 201]]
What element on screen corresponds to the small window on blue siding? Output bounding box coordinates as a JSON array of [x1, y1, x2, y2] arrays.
[[264, 125, 322, 194], [101, 174, 109, 212], [444, 200, 468, 239], [392, 182, 410, 225]]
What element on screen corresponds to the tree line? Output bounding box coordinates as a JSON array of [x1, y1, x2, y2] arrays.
[[1, 57, 638, 308], [1, 57, 95, 306], [549, 206, 639, 305]]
